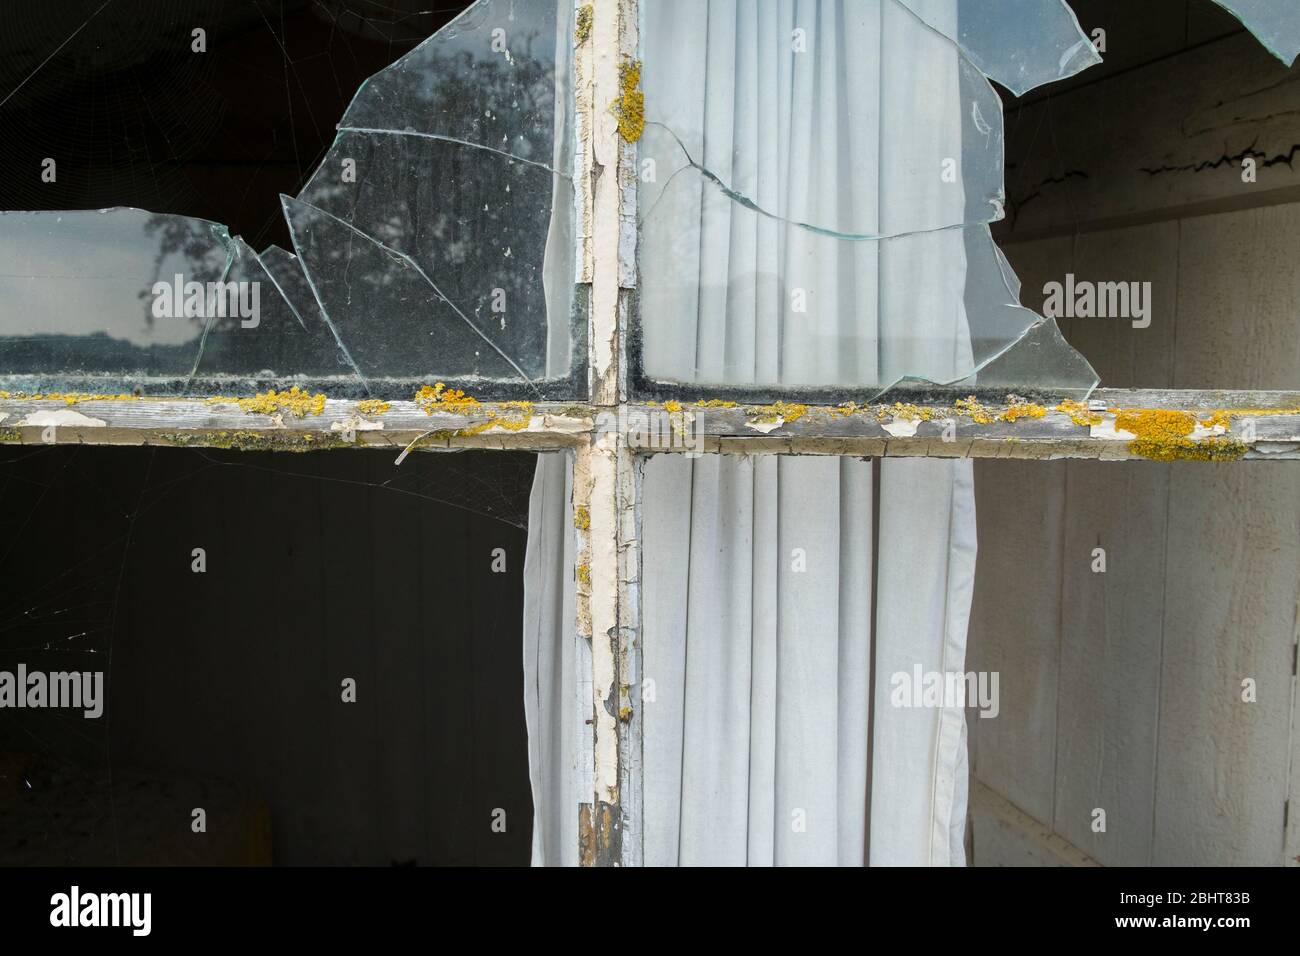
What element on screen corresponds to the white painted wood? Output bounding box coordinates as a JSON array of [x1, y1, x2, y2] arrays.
[[1149, 202, 1300, 865], [972, 203, 1300, 866], [1153, 460, 1298, 864], [1053, 223, 1180, 866], [1173, 204, 1300, 392]]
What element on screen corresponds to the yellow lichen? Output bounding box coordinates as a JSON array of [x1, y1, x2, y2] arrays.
[[43, 392, 140, 406], [576, 564, 592, 587], [613, 59, 645, 143], [208, 387, 326, 419], [1056, 399, 1103, 427], [1197, 406, 1300, 430], [618, 705, 633, 723], [1129, 436, 1248, 462], [750, 401, 809, 425], [574, 506, 591, 531], [415, 383, 480, 415], [881, 402, 936, 423], [955, 396, 995, 425], [575, 4, 593, 43], [356, 399, 390, 417], [1113, 408, 1196, 442], [1001, 400, 1047, 423], [450, 401, 535, 438], [0, 427, 21, 442], [695, 399, 738, 408], [1111, 407, 1248, 461], [663, 400, 683, 413], [0, 391, 142, 404]]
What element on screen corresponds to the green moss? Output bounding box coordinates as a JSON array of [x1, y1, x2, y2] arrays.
[[159, 430, 352, 453]]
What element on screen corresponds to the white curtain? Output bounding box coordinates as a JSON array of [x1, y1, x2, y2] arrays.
[[525, 0, 978, 866]]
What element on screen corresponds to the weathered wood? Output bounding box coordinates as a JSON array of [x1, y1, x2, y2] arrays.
[[0, 397, 591, 453], [1148, 204, 1300, 865], [577, 0, 640, 868], [969, 780, 1100, 867], [632, 389, 1300, 460], [1050, 225, 1177, 866], [4, 389, 1298, 460], [967, 460, 1065, 827], [1001, 30, 1300, 241]]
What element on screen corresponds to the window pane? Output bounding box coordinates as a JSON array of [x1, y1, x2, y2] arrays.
[[0, 0, 579, 400], [633, 0, 1100, 401]]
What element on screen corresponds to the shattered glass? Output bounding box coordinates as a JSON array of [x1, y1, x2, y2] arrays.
[[1212, 0, 1300, 66], [896, 0, 1101, 96], [634, 0, 1105, 402], [0, 0, 577, 400]]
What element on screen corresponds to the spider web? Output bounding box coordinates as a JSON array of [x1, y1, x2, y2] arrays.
[[0, 442, 537, 864]]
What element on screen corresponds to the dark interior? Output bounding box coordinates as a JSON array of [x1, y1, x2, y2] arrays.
[[0, 1, 541, 866], [0, 445, 536, 865]]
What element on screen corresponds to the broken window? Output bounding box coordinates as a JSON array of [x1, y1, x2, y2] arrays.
[[1, 0, 1297, 878], [0, 0, 580, 401], [633, 0, 1106, 403], [1211, 0, 1300, 64]]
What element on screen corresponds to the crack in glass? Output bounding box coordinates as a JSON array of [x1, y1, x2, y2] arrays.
[[0, 0, 576, 400], [634, 0, 1105, 402]]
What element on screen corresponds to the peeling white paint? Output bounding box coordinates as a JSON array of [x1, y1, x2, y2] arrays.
[[745, 419, 785, 434], [882, 419, 921, 438], [540, 414, 591, 433], [18, 410, 107, 428], [331, 416, 384, 433], [1091, 420, 1228, 441], [1090, 420, 1136, 441]]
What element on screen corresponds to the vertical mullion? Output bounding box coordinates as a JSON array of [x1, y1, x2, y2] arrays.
[[576, 0, 642, 866]]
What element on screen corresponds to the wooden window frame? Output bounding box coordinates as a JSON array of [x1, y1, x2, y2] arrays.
[[2, 0, 1297, 867]]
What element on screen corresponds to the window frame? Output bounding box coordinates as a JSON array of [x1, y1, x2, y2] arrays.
[[2, 0, 1298, 868]]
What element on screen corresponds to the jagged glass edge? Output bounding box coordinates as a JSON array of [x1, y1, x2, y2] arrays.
[[894, 0, 1102, 96], [1210, 0, 1300, 66], [0, 0, 579, 400], [633, 0, 1104, 404]]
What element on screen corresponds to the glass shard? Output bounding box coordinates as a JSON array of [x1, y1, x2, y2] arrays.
[[958, 318, 1098, 399], [339, 0, 571, 171], [635, 0, 1101, 402], [188, 238, 355, 384], [282, 195, 529, 384], [1211, 0, 1300, 65], [293, 128, 570, 386], [895, 0, 1101, 96], [0, 0, 577, 399]]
